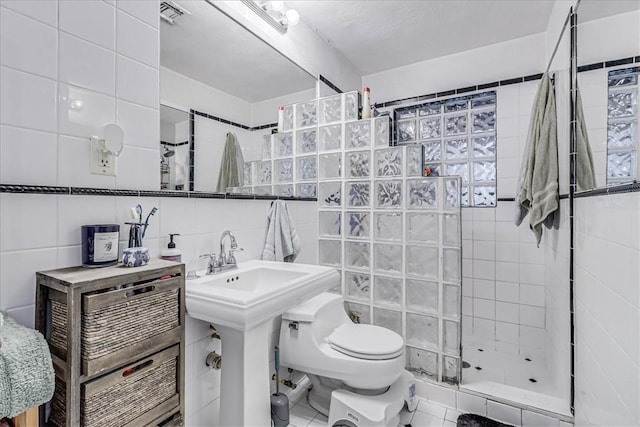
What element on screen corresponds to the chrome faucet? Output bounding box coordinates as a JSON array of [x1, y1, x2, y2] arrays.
[[218, 230, 242, 268], [199, 230, 243, 275]]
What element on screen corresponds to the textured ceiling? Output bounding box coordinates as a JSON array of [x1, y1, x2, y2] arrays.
[[161, 1, 316, 103], [292, 0, 557, 75]]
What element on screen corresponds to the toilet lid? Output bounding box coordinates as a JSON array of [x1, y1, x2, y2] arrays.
[[328, 323, 404, 360]]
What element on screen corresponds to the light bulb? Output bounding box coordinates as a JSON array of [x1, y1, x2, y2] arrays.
[[285, 9, 299, 26]]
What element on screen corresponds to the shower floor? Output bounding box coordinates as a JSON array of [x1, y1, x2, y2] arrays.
[[460, 345, 571, 416]]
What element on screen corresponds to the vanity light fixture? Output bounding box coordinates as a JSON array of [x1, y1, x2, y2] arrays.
[[241, 0, 300, 34], [160, 0, 191, 25]]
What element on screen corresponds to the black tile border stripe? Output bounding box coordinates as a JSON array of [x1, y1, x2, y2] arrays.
[[192, 109, 277, 132], [499, 77, 524, 86], [161, 140, 189, 147], [375, 72, 545, 109], [455, 86, 477, 94], [577, 62, 603, 73], [524, 73, 544, 82], [0, 184, 70, 194], [319, 74, 343, 94], [605, 57, 634, 67], [497, 194, 570, 203], [72, 187, 138, 197], [577, 55, 639, 73], [188, 192, 226, 199], [189, 110, 195, 192], [0, 184, 317, 202], [436, 89, 456, 97], [139, 190, 189, 198], [374, 55, 639, 110]]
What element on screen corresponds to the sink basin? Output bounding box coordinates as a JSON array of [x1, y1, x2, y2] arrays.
[[185, 259, 339, 426], [186, 259, 339, 331]]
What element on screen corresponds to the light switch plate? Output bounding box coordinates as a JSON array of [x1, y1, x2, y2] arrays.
[[90, 137, 116, 176]]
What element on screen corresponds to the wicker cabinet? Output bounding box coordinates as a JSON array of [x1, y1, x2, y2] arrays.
[[36, 259, 185, 427]]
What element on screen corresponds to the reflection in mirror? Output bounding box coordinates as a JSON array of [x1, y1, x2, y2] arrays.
[[160, 105, 190, 191], [160, 1, 317, 195], [576, 2, 640, 190]]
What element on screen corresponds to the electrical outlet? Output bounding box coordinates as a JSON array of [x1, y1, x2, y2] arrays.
[[90, 137, 116, 176]]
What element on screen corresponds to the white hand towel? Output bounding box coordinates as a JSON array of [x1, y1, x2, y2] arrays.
[[261, 200, 301, 262]]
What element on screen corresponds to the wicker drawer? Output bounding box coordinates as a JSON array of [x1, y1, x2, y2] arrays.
[[50, 276, 181, 376], [51, 345, 180, 427]]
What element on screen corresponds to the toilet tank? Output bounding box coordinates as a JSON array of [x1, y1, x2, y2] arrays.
[[281, 292, 350, 341]]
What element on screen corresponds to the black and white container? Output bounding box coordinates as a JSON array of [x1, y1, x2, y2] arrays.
[[81, 224, 120, 267]]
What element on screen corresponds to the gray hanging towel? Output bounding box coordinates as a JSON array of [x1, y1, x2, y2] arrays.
[[216, 132, 244, 192], [262, 200, 301, 263], [514, 73, 559, 246], [576, 87, 596, 191]]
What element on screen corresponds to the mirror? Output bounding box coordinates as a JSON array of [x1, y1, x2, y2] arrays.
[[159, 1, 318, 195], [576, 3, 640, 191], [160, 105, 190, 190]]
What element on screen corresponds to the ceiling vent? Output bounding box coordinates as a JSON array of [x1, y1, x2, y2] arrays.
[[160, 1, 190, 25]]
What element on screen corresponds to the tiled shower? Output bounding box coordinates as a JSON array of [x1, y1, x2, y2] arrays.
[[263, 82, 574, 416], [260, 91, 473, 385]]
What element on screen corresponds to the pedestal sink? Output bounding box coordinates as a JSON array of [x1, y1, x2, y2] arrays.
[[186, 260, 339, 426]]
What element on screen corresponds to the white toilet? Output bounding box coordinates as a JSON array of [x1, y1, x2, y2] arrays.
[[279, 292, 417, 426]]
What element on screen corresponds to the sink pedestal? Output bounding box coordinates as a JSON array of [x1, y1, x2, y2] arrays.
[[217, 322, 272, 426]]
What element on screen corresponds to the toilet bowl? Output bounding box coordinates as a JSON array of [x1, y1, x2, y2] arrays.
[[279, 292, 416, 420]]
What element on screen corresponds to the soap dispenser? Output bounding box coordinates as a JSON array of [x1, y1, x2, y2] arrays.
[[161, 234, 181, 262]]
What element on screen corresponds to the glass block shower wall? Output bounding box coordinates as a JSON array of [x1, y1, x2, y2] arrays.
[[316, 94, 464, 385], [240, 92, 360, 197], [606, 66, 639, 185], [393, 92, 497, 207]]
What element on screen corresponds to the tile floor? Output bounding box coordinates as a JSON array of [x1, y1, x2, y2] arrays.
[[287, 391, 461, 427]]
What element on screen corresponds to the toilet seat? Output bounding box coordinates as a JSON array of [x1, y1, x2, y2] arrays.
[[328, 323, 404, 360]]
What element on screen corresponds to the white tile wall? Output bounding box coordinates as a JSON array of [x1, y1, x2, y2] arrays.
[[0, 3, 320, 426], [0, 7, 57, 79], [487, 400, 523, 426], [59, 32, 116, 95], [0, 66, 58, 132], [59, 0, 115, 50], [574, 192, 640, 427], [463, 201, 549, 356], [461, 82, 561, 363], [2, 0, 58, 27], [542, 197, 571, 407], [0, 126, 58, 185]]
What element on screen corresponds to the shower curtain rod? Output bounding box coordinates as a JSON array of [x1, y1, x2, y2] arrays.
[[545, 0, 582, 74]]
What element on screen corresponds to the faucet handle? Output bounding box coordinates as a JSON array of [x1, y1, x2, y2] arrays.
[[226, 247, 244, 264], [199, 253, 219, 266]]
